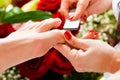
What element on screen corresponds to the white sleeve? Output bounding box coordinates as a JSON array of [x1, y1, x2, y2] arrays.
[[112, 0, 120, 21]]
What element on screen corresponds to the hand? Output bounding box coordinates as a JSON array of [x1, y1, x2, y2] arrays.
[[0, 18, 66, 72], [59, 0, 112, 20], [54, 31, 118, 73], [7, 18, 66, 57]]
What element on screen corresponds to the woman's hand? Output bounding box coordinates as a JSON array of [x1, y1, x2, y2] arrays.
[[54, 31, 119, 73], [0, 18, 66, 72], [59, 0, 112, 20]]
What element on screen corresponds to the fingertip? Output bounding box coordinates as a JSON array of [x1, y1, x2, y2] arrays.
[[71, 13, 80, 20], [64, 30, 72, 40], [59, 9, 69, 19], [55, 18, 62, 23], [38, 18, 62, 32], [72, 0, 90, 20], [54, 18, 62, 28], [71, 7, 83, 20], [82, 32, 92, 39]]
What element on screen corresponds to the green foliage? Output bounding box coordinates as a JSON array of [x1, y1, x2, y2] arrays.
[[64, 71, 103, 80], [0, 67, 28, 80], [2, 10, 52, 23], [77, 10, 117, 43], [0, 6, 53, 24]]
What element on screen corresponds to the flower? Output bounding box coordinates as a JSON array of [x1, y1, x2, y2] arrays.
[[12, 0, 30, 7], [17, 49, 54, 80], [37, 0, 61, 12], [53, 12, 65, 29], [51, 50, 74, 74], [0, 23, 15, 38]]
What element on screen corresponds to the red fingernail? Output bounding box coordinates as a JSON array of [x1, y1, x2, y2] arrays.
[[64, 30, 72, 40], [83, 15, 87, 22], [95, 32, 98, 35], [94, 35, 98, 39], [90, 29, 95, 33], [69, 16, 74, 20]]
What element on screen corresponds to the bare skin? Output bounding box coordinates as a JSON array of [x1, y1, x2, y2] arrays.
[[59, 0, 112, 20]]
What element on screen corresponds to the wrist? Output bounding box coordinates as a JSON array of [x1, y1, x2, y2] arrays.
[[0, 38, 11, 73]]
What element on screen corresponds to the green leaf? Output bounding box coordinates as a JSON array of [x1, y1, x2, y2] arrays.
[[2, 10, 53, 23], [0, 8, 5, 22], [10, 7, 23, 14], [4, 7, 23, 19]]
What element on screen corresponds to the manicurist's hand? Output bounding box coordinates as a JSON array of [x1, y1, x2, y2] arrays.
[[55, 31, 120, 73], [59, 0, 112, 20]]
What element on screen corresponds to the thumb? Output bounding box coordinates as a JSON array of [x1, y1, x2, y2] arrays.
[[72, 0, 90, 20], [64, 31, 89, 50], [59, 0, 69, 19]]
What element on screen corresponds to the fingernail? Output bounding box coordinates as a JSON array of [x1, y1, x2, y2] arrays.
[[93, 35, 98, 39], [64, 30, 72, 40], [90, 29, 95, 33], [95, 32, 98, 35], [69, 16, 74, 20], [83, 15, 87, 22]]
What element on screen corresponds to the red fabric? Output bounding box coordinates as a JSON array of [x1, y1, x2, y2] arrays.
[[37, 0, 61, 12]]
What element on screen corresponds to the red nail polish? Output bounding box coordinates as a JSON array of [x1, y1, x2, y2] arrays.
[[69, 16, 74, 20], [90, 29, 95, 33], [64, 30, 72, 40], [93, 35, 98, 39], [83, 15, 87, 22], [95, 32, 98, 35]]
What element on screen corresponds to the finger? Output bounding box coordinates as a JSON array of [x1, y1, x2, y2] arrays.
[[54, 44, 75, 61], [83, 1, 111, 17], [72, 0, 90, 20], [64, 31, 89, 50], [18, 20, 34, 31], [18, 18, 61, 32], [39, 30, 66, 47], [82, 31, 99, 39], [12, 23, 23, 30], [59, 0, 70, 19], [54, 44, 85, 65], [82, 32, 94, 39], [36, 18, 62, 32]]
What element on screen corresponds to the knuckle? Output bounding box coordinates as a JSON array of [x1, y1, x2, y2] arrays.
[[70, 49, 81, 72], [70, 38, 78, 46], [74, 63, 81, 72]]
